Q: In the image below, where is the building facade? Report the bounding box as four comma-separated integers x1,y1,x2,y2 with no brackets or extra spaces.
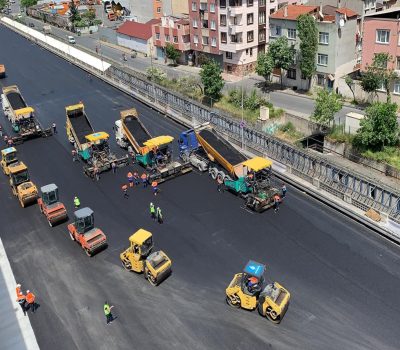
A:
269,5,359,90
153,15,191,63
116,21,155,55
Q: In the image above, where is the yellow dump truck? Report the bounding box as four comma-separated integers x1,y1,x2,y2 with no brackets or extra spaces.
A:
8,161,38,207
1,147,18,175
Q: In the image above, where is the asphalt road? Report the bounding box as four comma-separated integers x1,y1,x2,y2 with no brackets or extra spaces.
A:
1,24,400,350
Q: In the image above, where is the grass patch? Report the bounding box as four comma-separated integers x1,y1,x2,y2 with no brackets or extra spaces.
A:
275,122,304,143
361,147,400,170
325,125,354,144
214,95,260,121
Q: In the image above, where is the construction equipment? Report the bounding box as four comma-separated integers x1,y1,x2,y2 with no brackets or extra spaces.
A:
120,229,172,286
115,108,191,183
1,85,52,144
37,184,68,227
67,207,107,256
66,103,128,177
8,161,38,207
1,147,18,175
226,261,290,324
179,123,281,212
0,64,5,78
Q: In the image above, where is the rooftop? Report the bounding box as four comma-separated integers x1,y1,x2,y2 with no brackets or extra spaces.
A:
364,6,400,18
270,5,318,20
117,21,154,40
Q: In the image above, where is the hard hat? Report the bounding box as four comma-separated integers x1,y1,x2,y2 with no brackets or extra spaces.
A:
16,283,21,287
249,277,258,283
26,290,30,293
150,202,153,206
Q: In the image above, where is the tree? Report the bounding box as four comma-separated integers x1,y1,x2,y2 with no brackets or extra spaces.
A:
165,43,181,65
200,59,224,101
255,52,274,82
20,0,37,8
146,66,167,83
345,76,356,103
361,52,398,102
69,0,80,23
354,102,399,151
267,36,295,87
0,0,7,10
297,14,318,89
311,89,343,126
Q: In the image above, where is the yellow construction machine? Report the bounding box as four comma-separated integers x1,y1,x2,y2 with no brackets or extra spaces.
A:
8,161,38,207
226,260,290,324
120,229,172,286
1,147,18,175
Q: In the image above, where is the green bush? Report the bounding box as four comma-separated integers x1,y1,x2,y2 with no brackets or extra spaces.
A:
279,122,295,133
362,147,400,170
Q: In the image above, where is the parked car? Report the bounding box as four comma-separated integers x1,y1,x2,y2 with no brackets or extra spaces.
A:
67,35,76,44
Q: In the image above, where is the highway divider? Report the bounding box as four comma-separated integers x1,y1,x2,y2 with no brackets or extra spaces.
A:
2,17,400,243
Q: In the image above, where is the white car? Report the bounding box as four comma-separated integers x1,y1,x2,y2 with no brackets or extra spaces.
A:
67,36,76,44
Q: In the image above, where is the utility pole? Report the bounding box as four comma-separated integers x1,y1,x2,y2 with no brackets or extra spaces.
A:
240,58,246,149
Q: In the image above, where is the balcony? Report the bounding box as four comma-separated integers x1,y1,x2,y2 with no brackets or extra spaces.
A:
227,6,246,16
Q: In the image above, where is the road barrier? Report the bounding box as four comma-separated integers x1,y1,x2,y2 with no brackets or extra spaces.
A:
2,17,400,241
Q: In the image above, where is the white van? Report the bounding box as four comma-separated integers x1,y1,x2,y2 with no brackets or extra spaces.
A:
67,35,76,44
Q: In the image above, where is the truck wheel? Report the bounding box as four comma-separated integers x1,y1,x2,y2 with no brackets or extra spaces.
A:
121,260,132,271
48,220,53,227
146,270,157,286
85,248,92,257
19,199,25,208
226,294,241,308
69,232,75,241
210,168,217,180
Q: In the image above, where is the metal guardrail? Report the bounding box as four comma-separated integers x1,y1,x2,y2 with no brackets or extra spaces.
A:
3,18,400,225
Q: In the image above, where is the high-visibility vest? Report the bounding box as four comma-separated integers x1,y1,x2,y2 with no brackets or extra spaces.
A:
141,173,147,180
150,204,155,213
127,172,133,179
152,182,157,188
74,197,80,206
104,304,111,315
122,185,128,191
26,292,35,304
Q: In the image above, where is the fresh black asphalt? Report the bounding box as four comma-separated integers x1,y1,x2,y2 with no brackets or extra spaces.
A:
1,24,400,350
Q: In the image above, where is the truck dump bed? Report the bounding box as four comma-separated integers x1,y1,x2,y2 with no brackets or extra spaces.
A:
67,109,93,145
124,116,150,146
6,92,26,110
198,128,246,166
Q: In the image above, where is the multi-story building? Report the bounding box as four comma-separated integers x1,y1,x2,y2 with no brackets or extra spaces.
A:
188,0,222,66
258,0,278,54
153,15,192,63
269,5,359,90
305,0,377,16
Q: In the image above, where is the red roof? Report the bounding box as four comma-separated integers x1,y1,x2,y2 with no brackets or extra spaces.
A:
146,18,161,26
117,21,153,40
336,8,358,18
270,5,318,20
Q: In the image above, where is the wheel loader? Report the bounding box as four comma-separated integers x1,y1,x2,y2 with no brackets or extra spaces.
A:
37,184,68,227
225,260,290,324
1,147,18,175
120,229,172,286
8,161,38,207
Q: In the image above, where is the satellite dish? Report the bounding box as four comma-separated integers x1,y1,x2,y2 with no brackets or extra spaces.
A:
339,18,345,27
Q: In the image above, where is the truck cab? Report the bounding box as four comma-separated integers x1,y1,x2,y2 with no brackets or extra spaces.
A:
8,161,38,207
1,147,18,175
114,119,129,148
137,136,174,168
37,184,68,227
67,207,107,256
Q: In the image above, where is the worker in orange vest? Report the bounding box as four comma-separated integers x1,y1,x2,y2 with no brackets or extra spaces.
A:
273,194,281,213
141,173,147,188
122,184,129,198
25,290,36,313
127,172,134,188
133,172,139,185
151,181,158,196
16,283,26,315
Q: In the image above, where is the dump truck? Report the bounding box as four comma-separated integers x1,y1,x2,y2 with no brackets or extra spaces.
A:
120,228,172,286
37,184,68,227
66,103,129,177
67,207,107,256
226,260,290,324
8,161,38,207
1,147,18,175
1,85,52,143
114,108,191,183
0,64,5,78
179,123,281,212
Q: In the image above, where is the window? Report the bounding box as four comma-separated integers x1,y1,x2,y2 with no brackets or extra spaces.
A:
202,36,209,45
210,3,215,12
317,74,325,86
193,35,199,44
173,36,178,43
165,35,170,42
394,81,400,94
374,53,387,68
247,0,253,6
220,14,227,26
192,1,197,11
287,68,296,80
247,30,254,42
157,7,161,13
247,13,254,25
233,16,239,25
397,57,400,70
226,52,233,59
259,29,266,42
211,37,217,47
193,19,198,28
288,28,296,40
250,48,253,56
377,81,385,91
259,0,265,5
200,2,207,11
156,33,160,40
273,26,281,37
210,20,216,30
220,0,226,8
202,20,209,28
376,29,390,44
301,72,307,80
319,32,329,44
259,11,265,25
221,32,227,43
317,53,328,66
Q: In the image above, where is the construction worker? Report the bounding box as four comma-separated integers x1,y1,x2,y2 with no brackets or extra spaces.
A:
16,283,26,316
74,196,80,208
122,184,129,198
247,277,260,294
141,173,147,188
156,207,163,224
111,161,116,174
52,122,57,134
25,290,36,313
104,301,114,325
72,149,78,162
273,194,281,213
281,183,287,198
152,181,158,196
0,125,3,138
127,171,134,188
133,172,139,185
150,202,156,220
7,138,13,147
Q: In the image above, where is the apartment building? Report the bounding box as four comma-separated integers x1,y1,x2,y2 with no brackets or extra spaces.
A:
258,0,278,54
269,5,359,90
153,15,191,63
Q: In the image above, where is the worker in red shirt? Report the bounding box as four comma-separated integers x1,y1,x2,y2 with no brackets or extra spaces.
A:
151,181,158,196
16,283,26,315
273,194,281,213
122,184,129,198
25,290,36,313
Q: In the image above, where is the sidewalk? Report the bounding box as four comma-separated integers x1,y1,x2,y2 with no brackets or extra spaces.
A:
0,238,39,350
